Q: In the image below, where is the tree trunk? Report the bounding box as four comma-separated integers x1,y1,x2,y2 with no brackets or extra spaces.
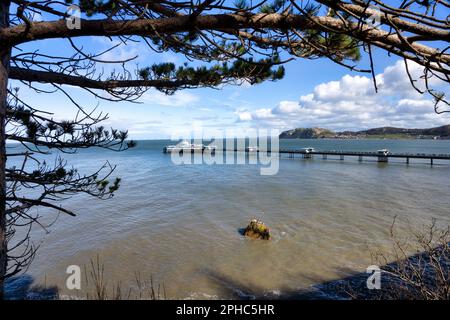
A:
0,0,10,300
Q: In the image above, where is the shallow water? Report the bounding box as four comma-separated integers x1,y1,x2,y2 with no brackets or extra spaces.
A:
5,139,450,299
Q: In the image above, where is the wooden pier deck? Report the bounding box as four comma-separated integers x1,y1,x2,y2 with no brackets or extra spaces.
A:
224,148,450,165
163,146,450,165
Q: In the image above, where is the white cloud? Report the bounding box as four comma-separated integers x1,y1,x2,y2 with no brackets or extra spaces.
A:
236,60,449,130
253,108,274,119
273,101,301,114
142,89,199,107
93,38,146,63
314,75,374,102
237,111,252,121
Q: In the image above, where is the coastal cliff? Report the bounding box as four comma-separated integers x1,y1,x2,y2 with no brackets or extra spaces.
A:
279,125,450,139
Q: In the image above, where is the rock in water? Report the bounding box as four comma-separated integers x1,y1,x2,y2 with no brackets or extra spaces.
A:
243,219,271,240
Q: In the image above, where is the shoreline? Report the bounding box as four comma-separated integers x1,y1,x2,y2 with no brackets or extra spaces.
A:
279,136,449,140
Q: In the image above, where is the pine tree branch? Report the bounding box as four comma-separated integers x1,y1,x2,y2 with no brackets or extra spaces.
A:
9,66,205,89
1,13,448,66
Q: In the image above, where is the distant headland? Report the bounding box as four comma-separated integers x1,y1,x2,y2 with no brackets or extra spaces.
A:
279,125,450,140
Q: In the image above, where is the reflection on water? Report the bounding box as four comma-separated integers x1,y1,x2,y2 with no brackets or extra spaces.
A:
5,139,450,299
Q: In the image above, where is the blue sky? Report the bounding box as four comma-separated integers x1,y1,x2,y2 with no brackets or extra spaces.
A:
10,8,450,139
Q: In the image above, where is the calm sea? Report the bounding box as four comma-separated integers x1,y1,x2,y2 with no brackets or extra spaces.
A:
5,139,450,299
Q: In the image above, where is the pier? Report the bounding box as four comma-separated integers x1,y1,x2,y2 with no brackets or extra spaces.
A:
274,149,450,165
163,144,450,165
221,148,450,165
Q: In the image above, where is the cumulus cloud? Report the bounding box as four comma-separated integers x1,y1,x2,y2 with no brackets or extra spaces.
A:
272,101,301,114
238,111,253,121
142,89,199,107
236,60,449,130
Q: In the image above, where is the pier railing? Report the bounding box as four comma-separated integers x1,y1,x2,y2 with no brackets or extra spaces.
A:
277,149,450,165
223,148,450,165
163,146,450,165
278,149,450,159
